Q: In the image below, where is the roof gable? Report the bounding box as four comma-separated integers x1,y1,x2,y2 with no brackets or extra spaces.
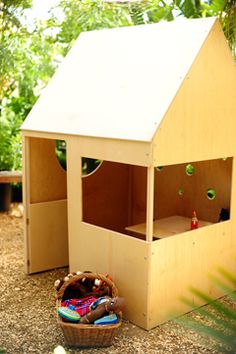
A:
152,18,236,165
22,17,217,141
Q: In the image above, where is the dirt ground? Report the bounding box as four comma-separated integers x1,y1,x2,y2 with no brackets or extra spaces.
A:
0,204,232,353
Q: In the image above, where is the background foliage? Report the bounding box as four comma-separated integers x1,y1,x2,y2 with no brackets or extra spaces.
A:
0,0,235,171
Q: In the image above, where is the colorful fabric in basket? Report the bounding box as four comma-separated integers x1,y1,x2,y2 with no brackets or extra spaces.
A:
58,306,81,322
89,297,110,311
94,313,118,325
61,296,97,316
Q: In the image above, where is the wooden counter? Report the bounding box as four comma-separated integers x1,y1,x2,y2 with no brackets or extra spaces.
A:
126,215,212,240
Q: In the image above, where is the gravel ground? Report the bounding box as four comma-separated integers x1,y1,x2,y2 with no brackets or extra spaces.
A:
0,204,231,354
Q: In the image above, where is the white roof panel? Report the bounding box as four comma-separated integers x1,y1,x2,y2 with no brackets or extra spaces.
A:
21,17,217,141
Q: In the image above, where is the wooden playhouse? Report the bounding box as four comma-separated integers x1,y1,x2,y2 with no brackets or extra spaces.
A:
21,17,236,330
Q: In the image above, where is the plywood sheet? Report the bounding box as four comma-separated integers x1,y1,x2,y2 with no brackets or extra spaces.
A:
70,135,152,167
23,132,153,167
27,200,68,273
69,222,151,329
130,165,147,225
153,19,236,165
82,161,130,233
154,158,233,223
29,137,67,203
148,221,236,328
130,158,232,225
21,18,216,142
126,215,212,239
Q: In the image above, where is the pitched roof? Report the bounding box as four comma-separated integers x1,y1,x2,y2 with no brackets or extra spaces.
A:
21,17,217,141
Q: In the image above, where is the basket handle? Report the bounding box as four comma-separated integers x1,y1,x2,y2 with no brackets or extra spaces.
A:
57,272,118,300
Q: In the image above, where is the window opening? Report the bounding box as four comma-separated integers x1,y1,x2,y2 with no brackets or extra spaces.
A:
82,158,102,176
81,157,232,242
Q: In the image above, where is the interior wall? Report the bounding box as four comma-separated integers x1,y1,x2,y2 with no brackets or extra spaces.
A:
29,137,67,203
154,158,232,223
82,160,130,233
129,158,232,225
129,166,147,225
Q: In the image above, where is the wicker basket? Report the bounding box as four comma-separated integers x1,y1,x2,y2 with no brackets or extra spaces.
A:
56,272,122,347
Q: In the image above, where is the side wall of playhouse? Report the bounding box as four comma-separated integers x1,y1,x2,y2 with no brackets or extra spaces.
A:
153,20,236,166
148,20,236,329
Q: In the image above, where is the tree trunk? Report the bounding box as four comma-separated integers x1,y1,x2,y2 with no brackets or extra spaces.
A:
0,183,11,212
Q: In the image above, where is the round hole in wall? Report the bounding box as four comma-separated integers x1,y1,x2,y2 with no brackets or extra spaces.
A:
156,166,164,171
178,188,184,196
55,140,67,170
207,188,216,200
82,158,102,176
186,164,194,176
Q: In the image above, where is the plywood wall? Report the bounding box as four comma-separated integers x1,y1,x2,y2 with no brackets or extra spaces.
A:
154,158,232,222
28,137,67,203
28,200,68,273
148,220,236,328
82,161,130,233
69,222,151,329
153,20,236,166
129,166,147,225
82,162,146,232
130,158,232,226
23,136,68,273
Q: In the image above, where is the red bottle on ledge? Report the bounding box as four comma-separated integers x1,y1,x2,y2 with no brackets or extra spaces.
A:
191,211,199,230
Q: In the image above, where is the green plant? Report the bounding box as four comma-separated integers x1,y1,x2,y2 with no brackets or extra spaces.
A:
0,113,22,171
0,1,59,172
176,268,236,353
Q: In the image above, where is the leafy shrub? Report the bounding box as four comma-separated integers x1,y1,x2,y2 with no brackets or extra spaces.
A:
0,104,22,171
